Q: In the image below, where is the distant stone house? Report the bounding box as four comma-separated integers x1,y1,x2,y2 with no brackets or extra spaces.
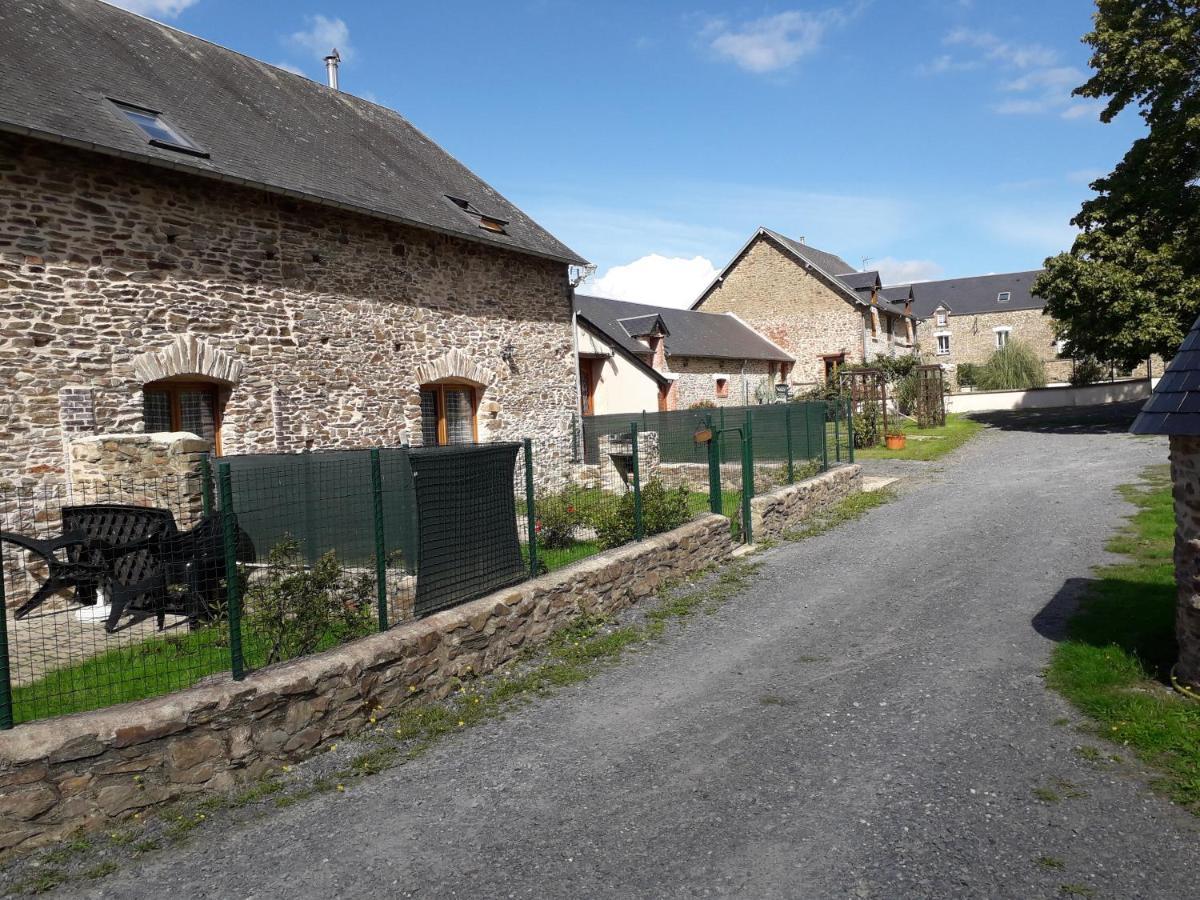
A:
574,294,794,414
0,0,586,491
690,227,917,389
890,270,1073,387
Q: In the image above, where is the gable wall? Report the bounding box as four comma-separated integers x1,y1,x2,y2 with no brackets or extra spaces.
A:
0,135,576,492
696,237,865,385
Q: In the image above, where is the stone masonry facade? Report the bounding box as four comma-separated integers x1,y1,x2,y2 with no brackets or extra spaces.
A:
669,357,778,409
922,305,1073,388
0,135,578,495
0,512,733,855
1169,434,1200,689
696,236,913,388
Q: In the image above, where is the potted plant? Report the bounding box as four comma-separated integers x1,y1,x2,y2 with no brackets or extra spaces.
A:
885,429,907,450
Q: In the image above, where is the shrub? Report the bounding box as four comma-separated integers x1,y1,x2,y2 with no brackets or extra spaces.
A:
893,371,919,415
690,399,717,409
535,489,584,549
1069,356,1107,386
955,362,980,389
853,400,883,448
244,538,376,666
594,479,691,550
976,341,1046,391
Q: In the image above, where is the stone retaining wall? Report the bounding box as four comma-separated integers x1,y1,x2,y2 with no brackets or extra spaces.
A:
1169,435,1200,688
749,464,862,540
0,514,733,855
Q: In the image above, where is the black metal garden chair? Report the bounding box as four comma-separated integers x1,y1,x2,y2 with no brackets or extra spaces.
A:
0,504,176,620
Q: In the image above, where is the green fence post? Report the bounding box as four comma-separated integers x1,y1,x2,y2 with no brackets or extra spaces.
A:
523,438,538,578
846,397,855,464
821,403,830,471
630,422,645,541
0,552,12,730
741,424,753,545
832,396,842,463
706,416,722,516
785,404,795,483
370,449,389,632
217,462,245,681
199,452,214,517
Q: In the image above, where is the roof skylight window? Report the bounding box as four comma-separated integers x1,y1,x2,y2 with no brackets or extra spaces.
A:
111,100,207,157
445,195,509,235
997,291,1011,303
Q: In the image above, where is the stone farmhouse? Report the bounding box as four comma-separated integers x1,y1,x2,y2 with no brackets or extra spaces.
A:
888,270,1073,387
574,294,794,415
0,0,587,492
691,227,917,389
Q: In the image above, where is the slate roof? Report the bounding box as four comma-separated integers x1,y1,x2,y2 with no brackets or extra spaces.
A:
836,270,881,293
1130,315,1200,435
888,271,1046,320
0,0,584,266
760,228,857,279
575,295,792,363
880,285,913,307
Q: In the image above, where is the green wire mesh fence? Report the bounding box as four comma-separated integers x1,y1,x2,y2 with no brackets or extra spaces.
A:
0,404,848,728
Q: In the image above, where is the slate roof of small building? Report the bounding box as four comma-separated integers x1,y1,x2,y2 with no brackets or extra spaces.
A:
0,0,585,266
1130,315,1200,435
880,285,913,306
836,270,881,293
575,295,793,363
887,271,1046,319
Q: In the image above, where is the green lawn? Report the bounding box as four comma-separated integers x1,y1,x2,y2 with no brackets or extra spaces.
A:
854,413,983,461
1046,467,1200,812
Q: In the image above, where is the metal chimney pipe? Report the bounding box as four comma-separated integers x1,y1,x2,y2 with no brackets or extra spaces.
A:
324,48,341,89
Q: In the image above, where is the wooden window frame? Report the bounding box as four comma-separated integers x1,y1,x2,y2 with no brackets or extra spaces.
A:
420,381,479,446
142,379,225,454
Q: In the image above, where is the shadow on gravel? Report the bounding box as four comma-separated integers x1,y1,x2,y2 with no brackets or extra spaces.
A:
969,400,1145,435
1032,577,1098,642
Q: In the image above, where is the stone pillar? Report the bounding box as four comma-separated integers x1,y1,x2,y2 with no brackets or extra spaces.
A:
68,433,210,528
1169,434,1200,688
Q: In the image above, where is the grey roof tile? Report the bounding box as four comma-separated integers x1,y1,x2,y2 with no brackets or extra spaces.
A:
888,270,1046,319
576,295,792,363
1131,313,1200,434
0,0,584,265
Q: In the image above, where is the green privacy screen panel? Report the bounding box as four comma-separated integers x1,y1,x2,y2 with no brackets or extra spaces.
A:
411,442,525,618
220,448,419,574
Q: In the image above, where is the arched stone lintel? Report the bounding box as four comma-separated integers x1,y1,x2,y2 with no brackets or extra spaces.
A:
414,348,497,388
131,334,244,385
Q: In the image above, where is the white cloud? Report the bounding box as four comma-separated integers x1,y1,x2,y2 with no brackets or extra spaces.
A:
703,7,855,74
288,14,354,62
101,0,198,17
873,258,945,285
936,28,1088,119
271,61,307,77
581,255,720,309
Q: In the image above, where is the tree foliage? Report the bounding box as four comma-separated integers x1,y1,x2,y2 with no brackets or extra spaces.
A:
1034,0,1200,369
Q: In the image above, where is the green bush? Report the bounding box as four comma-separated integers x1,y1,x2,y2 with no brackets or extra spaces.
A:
535,489,585,550
955,362,980,388
244,538,376,667
976,341,1047,391
1070,356,1107,386
853,400,883,448
594,479,691,550
689,399,717,409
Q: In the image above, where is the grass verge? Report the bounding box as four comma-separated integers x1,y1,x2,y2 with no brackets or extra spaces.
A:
1045,466,1200,812
780,488,896,542
855,413,983,462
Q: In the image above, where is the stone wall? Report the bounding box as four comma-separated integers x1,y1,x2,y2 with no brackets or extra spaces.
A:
922,306,1072,388
0,135,576,490
1169,435,1200,689
696,236,865,387
749,464,862,540
0,513,734,854
669,357,778,409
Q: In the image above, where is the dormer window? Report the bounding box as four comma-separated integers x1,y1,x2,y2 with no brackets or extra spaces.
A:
935,309,947,327
446,195,509,235
997,291,1011,303
111,100,207,157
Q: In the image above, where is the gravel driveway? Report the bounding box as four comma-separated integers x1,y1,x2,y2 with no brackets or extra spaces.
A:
71,415,1200,899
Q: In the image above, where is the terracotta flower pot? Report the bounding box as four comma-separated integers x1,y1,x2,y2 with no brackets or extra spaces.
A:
885,434,907,450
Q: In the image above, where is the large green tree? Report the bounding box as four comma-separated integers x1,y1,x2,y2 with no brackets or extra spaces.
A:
1034,0,1200,369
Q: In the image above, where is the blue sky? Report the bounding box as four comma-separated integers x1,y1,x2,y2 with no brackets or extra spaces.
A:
111,0,1144,306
